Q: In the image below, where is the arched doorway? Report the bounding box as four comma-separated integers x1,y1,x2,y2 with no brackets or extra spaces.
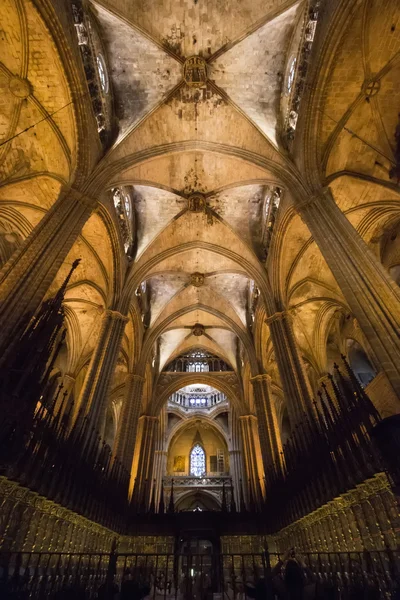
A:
175,490,221,512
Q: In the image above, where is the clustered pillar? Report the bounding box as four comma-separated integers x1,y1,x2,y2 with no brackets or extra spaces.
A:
77,309,129,436
266,310,313,425
131,415,159,509
297,187,400,396
251,374,281,480
114,373,145,472
0,188,96,356
239,415,264,507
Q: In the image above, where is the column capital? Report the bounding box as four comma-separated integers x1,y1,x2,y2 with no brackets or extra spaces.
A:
250,374,272,384
104,309,129,323
317,374,330,386
239,414,258,423
265,311,289,325
294,187,333,213
68,187,98,209
138,414,159,423
126,373,145,384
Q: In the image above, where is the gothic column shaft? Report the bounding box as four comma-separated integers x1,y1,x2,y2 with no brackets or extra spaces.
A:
228,449,242,505
114,373,145,472
298,187,400,395
228,408,243,504
267,312,313,425
239,415,263,504
152,451,167,510
78,309,128,435
0,188,95,352
133,416,158,507
251,374,281,478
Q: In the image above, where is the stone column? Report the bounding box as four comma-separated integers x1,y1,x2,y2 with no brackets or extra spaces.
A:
228,449,242,506
113,373,145,472
153,450,167,510
0,187,96,353
228,407,243,505
239,415,263,506
251,374,281,479
151,407,167,510
132,415,158,509
266,311,313,425
297,187,400,396
78,309,128,435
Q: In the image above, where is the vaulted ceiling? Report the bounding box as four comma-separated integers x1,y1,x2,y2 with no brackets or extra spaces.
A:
1,0,399,399
88,0,305,370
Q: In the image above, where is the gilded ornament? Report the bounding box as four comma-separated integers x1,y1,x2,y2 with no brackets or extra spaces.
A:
192,323,205,337
188,193,207,212
183,56,208,87
190,272,205,287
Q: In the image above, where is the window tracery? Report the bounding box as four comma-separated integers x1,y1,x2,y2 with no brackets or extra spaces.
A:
96,54,108,93
287,57,296,93
283,1,320,146
261,186,282,261
164,350,232,372
71,2,111,143
190,444,206,477
168,385,227,409
111,187,134,256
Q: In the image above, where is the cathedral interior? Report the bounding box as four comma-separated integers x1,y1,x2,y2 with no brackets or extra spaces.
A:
0,0,400,597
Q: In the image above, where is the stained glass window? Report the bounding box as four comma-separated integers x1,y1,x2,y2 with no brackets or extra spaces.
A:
190,444,205,477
